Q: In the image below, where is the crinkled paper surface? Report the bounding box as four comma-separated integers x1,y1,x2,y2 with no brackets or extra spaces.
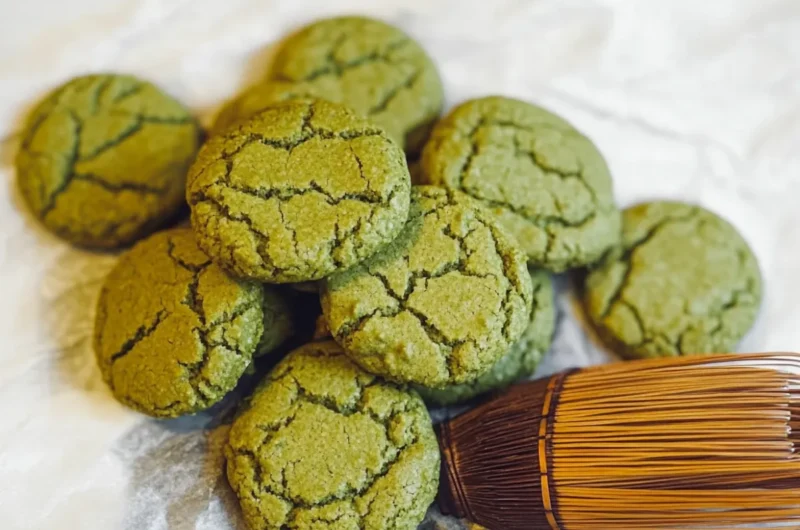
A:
1,1,799,528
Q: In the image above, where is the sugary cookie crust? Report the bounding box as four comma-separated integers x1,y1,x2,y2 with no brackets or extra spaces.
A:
269,16,444,154
187,99,411,283
16,74,200,247
94,229,263,417
421,96,621,271
415,268,555,405
225,341,440,529
322,186,533,388
584,201,762,358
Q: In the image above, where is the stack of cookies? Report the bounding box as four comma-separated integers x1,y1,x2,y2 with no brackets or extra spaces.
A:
15,14,763,530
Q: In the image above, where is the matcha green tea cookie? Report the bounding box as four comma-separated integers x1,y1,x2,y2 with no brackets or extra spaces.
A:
225,340,440,530
583,201,762,358
415,268,555,405
94,228,263,417
255,286,295,357
187,99,411,283
321,186,533,388
268,16,444,154
421,96,621,271
16,74,200,248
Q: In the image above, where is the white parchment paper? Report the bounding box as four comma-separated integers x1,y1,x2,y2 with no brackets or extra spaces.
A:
0,1,798,528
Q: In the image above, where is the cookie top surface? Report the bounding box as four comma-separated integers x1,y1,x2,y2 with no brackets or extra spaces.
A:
420,96,621,271
16,74,200,248
583,201,763,358
187,99,411,283
94,228,263,417
225,340,439,530
268,16,444,154
321,186,533,388
415,268,555,405
211,80,319,133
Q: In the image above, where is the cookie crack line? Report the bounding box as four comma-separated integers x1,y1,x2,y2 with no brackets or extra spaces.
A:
189,129,390,206
77,112,194,163
89,76,112,115
33,109,192,217
648,278,760,355
179,299,261,404
452,118,606,229
214,120,386,156
112,81,144,104
108,239,258,403
73,172,167,194
597,210,700,320
276,37,411,83
192,180,388,208
107,309,168,367
198,196,286,276
231,370,419,490
333,190,528,359
193,179,404,279
233,409,419,514
189,100,385,192
165,237,213,273
483,221,528,344
367,66,423,116
39,110,81,217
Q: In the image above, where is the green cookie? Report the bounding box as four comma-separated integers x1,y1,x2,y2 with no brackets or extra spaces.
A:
225,340,440,530
266,16,444,155
16,74,200,248
94,228,263,418
255,286,296,358
415,268,555,405
321,186,533,388
421,96,621,272
583,201,763,358
187,99,411,283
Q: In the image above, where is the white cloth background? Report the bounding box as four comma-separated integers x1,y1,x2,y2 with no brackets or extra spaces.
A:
0,1,798,528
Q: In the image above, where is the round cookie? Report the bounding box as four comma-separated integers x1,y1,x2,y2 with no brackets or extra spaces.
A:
94,228,263,418
321,186,533,388
268,16,444,155
16,74,201,248
420,96,621,272
187,99,411,283
415,268,555,406
225,340,440,530
583,201,763,358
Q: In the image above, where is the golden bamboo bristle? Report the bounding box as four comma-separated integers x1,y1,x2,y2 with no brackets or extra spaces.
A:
437,352,800,529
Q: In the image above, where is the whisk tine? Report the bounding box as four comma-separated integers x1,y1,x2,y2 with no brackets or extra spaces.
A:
438,352,800,530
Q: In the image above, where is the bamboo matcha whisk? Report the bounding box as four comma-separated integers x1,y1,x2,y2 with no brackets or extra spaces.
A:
437,352,800,529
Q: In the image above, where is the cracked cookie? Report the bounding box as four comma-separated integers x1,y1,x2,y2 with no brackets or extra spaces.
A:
420,96,621,272
267,16,444,155
187,99,411,284
94,228,264,418
321,186,533,388
16,74,201,248
225,340,440,530
415,268,555,405
583,201,763,358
